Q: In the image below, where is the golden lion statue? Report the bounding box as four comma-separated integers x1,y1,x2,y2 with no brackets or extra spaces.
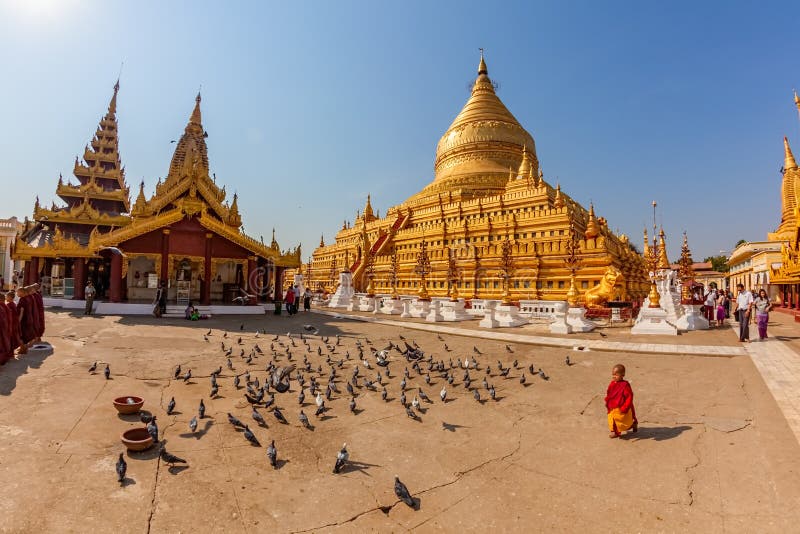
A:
584,267,625,308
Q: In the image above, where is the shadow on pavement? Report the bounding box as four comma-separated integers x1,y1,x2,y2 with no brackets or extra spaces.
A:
0,344,54,396
628,425,693,441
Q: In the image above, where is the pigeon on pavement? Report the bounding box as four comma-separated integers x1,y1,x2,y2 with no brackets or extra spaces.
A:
394,476,415,507
189,416,198,433
116,453,127,484
266,440,277,468
88,361,97,374
333,443,348,474
159,444,187,466
104,365,110,380
243,425,260,446
166,397,175,415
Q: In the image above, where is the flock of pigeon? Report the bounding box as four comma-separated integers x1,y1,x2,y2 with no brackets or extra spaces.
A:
110,322,573,510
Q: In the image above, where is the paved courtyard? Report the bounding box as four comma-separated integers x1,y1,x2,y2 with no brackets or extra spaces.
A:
1,310,799,533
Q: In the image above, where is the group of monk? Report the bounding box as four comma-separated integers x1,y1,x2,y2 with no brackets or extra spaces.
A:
0,283,45,365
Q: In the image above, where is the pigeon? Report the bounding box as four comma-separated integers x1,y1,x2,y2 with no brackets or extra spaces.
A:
198,399,206,419
243,425,260,446
298,389,305,405
349,397,356,413
233,374,241,388
267,440,277,468
303,325,319,335
512,359,519,369
183,369,192,382
299,410,310,428
489,384,496,400
315,401,325,417
227,358,234,371
411,397,420,410
405,405,418,419
565,355,572,366
381,387,388,402
115,453,127,484
203,335,208,342
520,374,526,385
315,392,324,408
418,389,430,403
206,329,212,336
539,369,549,380
210,384,219,398
473,389,481,402
140,412,154,424
146,417,159,443
211,366,222,377
166,397,175,415
173,365,181,379
473,346,482,355
333,443,349,474
394,476,415,507
252,407,266,426
400,392,406,406
189,415,198,433
104,365,110,380
223,331,228,338
228,412,245,428
159,444,187,466
440,386,447,402
273,407,288,424
88,361,97,373
505,345,513,353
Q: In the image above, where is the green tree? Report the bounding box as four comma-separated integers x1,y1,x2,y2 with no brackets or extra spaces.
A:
703,255,729,273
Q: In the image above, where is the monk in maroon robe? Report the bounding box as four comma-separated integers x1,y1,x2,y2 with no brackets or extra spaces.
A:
0,301,11,365
32,283,45,340
605,363,638,438
17,288,37,350
5,291,22,356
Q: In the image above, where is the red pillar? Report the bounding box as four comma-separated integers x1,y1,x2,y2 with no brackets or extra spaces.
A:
109,253,122,303
247,256,257,294
73,259,86,300
202,233,212,305
160,229,170,284
28,257,40,285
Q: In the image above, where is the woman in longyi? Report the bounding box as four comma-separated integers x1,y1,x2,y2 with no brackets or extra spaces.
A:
605,363,638,438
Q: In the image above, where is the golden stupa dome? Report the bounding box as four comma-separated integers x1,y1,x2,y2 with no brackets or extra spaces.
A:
418,53,537,200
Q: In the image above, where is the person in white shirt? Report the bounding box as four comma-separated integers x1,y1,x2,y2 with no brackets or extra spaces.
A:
84,280,96,315
735,283,754,342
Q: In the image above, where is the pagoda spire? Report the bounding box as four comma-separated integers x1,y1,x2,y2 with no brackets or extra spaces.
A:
131,180,148,216
190,92,202,128
364,194,374,220
657,227,670,270
785,137,798,171
553,184,565,209
643,228,650,258
319,234,325,247
107,79,120,116
516,146,531,179
478,49,488,76
677,231,695,280
584,203,600,239
228,193,241,227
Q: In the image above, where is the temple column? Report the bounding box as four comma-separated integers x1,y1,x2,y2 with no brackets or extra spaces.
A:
202,233,212,306
160,229,170,284
73,259,86,300
109,253,122,303
28,257,40,285
247,256,257,297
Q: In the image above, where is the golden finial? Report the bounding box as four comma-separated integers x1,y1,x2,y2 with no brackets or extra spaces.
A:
108,79,119,115
319,234,325,247
785,136,798,170
364,194,374,219
585,202,600,239
657,227,670,270
643,228,650,257
478,48,487,75
516,145,531,178
553,184,565,209
189,91,202,126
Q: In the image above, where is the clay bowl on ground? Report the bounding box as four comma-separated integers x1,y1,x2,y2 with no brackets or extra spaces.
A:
113,396,144,415
121,427,154,452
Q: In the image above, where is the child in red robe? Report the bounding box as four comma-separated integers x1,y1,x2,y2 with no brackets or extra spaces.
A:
5,291,22,356
605,363,638,438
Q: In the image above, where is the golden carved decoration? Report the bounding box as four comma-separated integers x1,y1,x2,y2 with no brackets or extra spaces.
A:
584,267,625,308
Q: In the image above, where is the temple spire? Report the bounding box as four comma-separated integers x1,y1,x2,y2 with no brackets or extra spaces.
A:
657,227,670,270
108,79,120,116
516,146,531,179
190,92,202,127
553,184,565,209
364,194,374,220
478,49,488,75
228,193,241,227
785,137,798,171
584,203,600,239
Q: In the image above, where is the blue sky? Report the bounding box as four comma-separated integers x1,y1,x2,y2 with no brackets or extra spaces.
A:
1,0,798,261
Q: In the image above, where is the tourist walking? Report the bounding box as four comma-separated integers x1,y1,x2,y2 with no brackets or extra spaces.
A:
716,289,727,327
84,280,96,315
293,285,301,314
605,363,637,438
754,289,772,340
735,283,754,342
704,285,718,327
303,287,312,312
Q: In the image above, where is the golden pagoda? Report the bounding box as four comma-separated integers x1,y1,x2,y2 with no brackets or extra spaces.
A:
307,54,648,305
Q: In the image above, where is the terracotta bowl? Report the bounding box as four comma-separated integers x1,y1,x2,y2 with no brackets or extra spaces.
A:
121,427,154,452
113,396,144,415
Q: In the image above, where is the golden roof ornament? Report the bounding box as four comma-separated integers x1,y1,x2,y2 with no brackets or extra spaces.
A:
657,227,670,270
554,184,565,209
517,145,531,179
319,234,325,247
584,203,600,239
228,193,241,226
131,180,148,216
785,137,798,171
364,194,374,220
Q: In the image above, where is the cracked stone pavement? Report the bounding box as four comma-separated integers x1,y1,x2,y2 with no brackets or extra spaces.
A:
0,310,799,533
